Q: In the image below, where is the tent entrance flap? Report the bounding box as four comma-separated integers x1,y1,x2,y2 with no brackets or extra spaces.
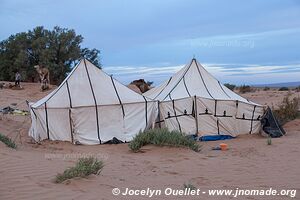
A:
261,107,285,138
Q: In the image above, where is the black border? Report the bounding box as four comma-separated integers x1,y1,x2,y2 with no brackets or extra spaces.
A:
249,105,257,134
143,96,148,128
45,102,50,139
111,75,125,118
169,94,182,132
66,80,74,143
83,59,101,144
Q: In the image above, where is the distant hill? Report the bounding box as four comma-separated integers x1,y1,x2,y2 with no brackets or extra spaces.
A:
253,81,300,88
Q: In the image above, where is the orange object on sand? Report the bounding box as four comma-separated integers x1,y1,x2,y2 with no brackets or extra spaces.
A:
220,143,228,151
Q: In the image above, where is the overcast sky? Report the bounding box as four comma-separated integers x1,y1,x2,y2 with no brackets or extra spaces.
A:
1,0,300,85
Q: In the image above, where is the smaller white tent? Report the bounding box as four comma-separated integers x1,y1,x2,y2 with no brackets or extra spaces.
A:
28,59,158,144
144,58,264,138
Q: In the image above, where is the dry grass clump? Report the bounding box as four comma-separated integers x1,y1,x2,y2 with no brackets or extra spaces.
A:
183,183,197,190
129,128,201,152
55,157,104,183
0,133,17,149
273,95,300,125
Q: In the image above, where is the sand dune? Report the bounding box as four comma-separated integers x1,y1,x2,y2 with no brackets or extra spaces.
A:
0,82,299,200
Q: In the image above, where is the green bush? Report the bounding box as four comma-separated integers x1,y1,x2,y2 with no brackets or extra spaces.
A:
239,85,252,93
55,157,104,183
263,86,270,91
183,183,197,191
267,136,272,145
273,95,299,125
278,87,289,91
128,128,201,152
0,133,17,149
224,83,236,91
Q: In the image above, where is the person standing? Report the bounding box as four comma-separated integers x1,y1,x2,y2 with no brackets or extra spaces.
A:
15,71,21,87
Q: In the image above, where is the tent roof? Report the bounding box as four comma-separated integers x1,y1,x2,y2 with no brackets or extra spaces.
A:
32,59,153,109
144,58,260,105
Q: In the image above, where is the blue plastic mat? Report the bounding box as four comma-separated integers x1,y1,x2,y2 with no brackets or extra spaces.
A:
199,135,235,141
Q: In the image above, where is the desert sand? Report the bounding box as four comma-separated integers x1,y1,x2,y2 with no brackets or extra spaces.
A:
0,82,299,200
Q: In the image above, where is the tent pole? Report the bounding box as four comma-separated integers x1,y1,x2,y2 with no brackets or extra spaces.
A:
194,95,199,135
158,101,161,128
66,80,74,144
249,105,257,134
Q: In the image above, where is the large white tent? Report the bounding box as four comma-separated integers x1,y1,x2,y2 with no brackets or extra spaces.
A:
28,59,157,144
144,58,264,138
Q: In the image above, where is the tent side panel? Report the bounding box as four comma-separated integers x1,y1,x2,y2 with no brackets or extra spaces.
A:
30,107,72,142
123,102,154,141
196,98,219,136
71,102,157,144
146,101,159,130
98,105,125,143
160,98,196,135
235,102,263,134
46,84,70,108
251,106,264,134
71,107,99,145
214,100,238,136
67,61,95,107
30,107,48,141
46,108,72,141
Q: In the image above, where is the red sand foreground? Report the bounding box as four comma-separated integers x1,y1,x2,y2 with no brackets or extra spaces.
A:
0,82,299,200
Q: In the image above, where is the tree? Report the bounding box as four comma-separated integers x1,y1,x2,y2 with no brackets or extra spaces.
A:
278,87,289,91
239,85,252,93
0,26,101,84
81,48,101,68
224,83,236,91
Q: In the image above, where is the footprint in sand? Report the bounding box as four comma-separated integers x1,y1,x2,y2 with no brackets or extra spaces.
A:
164,171,179,175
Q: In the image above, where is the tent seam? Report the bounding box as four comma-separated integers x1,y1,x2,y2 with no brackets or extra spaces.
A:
162,59,194,101
83,59,101,144
169,94,182,132
110,75,125,118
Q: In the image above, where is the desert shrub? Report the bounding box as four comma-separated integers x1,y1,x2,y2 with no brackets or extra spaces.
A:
0,133,17,149
295,86,300,92
183,183,197,190
128,128,201,152
224,83,236,91
55,157,104,183
267,136,272,145
273,95,299,125
278,87,289,91
263,87,270,91
239,85,252,93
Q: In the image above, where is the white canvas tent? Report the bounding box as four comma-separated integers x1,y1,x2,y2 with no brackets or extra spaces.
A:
144,58,264,138
28,59,157,144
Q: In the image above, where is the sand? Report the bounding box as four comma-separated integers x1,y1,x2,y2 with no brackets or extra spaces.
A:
240,88,300,109
0,82,299,200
